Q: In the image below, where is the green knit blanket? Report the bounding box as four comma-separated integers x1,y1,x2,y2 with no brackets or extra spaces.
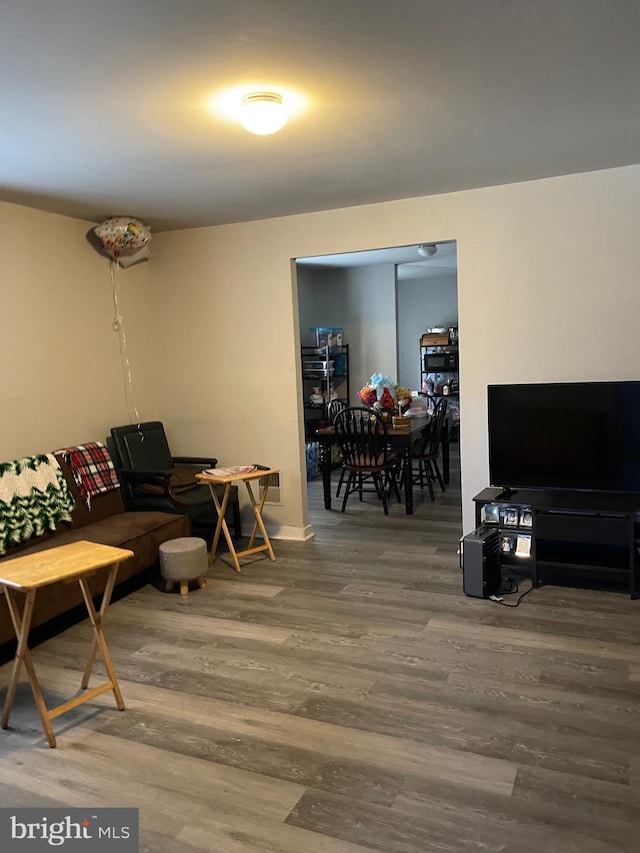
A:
0,454,76,555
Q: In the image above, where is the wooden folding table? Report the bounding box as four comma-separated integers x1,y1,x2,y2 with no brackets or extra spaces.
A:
0,540,132,747
196,467,278,573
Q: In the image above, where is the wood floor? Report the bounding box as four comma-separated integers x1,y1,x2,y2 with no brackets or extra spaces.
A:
2,450,640,852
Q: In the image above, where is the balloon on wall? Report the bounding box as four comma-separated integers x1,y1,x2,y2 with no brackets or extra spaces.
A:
109,243,151,268
94,216,151,257
86,228,152,267
84,216,152,427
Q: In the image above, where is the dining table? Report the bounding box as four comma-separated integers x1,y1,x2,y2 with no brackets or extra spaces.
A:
315,413,449,515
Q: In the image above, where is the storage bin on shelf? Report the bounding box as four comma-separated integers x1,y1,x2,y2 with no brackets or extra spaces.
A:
311,327,343,351
302,360,335,378
332,352,347,375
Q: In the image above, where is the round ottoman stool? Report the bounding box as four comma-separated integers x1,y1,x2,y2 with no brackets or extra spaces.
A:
159,537,208,596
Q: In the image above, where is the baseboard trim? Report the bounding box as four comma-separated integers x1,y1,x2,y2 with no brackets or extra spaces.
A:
248,524,315,542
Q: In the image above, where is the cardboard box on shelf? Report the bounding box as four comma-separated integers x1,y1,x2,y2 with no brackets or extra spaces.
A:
421,332,450,346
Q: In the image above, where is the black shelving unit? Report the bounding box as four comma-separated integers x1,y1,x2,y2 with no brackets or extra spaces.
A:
301,344,349,440
473,487,640,598
420,329,459,441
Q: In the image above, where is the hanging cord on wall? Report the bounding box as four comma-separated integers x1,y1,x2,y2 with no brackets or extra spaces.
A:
110,258,141,426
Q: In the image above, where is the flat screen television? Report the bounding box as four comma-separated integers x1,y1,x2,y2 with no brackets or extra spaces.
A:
488,381,640,494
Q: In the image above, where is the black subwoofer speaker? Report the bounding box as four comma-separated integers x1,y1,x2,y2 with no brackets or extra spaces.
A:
460,527,501,598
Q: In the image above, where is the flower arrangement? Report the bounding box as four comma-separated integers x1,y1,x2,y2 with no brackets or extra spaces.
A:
395,386,412,413
357,384,378,408
357,374,413,416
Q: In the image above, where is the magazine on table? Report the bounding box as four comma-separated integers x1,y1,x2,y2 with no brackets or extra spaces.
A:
203,465,256,477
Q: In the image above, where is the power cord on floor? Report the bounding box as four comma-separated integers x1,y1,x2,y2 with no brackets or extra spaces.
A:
488,575,535,607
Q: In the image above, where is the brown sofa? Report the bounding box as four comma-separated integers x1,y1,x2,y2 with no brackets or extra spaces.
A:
0,452,190,649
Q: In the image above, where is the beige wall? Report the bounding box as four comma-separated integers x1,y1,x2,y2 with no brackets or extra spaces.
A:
0,203,158,458
397,268,458,393
339,263,398,394
298,263,399,405
2,164,639,536
152,164,640,534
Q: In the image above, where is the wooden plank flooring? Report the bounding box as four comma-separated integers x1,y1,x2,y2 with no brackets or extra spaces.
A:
2,450,640,852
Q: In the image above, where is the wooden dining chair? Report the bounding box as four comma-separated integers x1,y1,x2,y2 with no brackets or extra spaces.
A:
410,397,448,500
327,399,348,496
333,407,401,515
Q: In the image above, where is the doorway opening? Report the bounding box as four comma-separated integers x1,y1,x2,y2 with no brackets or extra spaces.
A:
295,240,459,516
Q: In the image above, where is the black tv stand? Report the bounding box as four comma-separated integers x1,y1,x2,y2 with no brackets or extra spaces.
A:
473,488,640,599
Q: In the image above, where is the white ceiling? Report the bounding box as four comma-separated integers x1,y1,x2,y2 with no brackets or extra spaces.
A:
297,240,458,280
2,1,639,232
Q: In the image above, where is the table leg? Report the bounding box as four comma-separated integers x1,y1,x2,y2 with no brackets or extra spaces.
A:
81,563,117,689
1,588,57,748
319,439,332,510
246,481,261,550
402,446,414,515
628,515,637,600
245,480,276,561
442,420,450,485
79,563,123,708
208,482,241,573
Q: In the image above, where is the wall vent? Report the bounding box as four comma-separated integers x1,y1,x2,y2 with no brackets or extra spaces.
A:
260,471,281,505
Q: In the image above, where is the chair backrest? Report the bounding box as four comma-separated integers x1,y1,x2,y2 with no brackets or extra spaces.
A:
412,397,448,459
333,407,392,470
110,421,174,472
417,392,438,415
327,399,347,423
427,397,448,456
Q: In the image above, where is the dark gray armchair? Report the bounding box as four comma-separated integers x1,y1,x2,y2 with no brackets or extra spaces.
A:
108,421,241,540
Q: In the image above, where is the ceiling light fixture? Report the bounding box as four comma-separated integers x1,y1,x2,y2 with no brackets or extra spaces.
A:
417,244,438,258
239,92,288,135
